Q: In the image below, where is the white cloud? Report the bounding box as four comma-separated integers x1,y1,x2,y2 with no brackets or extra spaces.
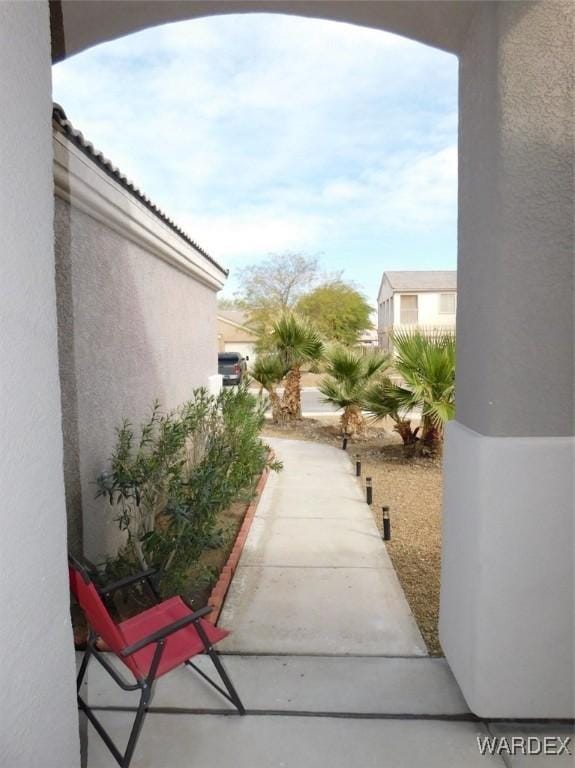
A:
364,145,458,228
176,143,457,261
52,13,458,280
178,207,327,260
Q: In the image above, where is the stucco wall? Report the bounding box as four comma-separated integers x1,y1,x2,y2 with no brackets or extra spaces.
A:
441,422,575,718
440,0,575,718
0,4,80,767
456,0,574,438
54,197,220,561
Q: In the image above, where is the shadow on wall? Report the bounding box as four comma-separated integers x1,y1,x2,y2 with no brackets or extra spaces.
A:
54,199,83,555
54,199,164,561
54,200,218,562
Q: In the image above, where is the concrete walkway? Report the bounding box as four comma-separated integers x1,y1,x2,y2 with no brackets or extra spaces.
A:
218,438,426,656
83,437,573,766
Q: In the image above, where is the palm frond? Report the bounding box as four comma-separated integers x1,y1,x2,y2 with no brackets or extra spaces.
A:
318,378,358,409
390,329,456,431
249,353,288,392
319,345,390,410
323,346,364,383
268,312,324,367
363,378,413,422
363,350,391,379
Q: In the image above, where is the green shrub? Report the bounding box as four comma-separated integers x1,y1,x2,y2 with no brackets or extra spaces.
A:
96,385,281,596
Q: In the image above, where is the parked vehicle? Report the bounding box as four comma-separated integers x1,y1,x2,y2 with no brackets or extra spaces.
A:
218,352,248,385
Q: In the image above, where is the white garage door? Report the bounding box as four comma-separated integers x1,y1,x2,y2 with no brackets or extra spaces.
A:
224,342,256,361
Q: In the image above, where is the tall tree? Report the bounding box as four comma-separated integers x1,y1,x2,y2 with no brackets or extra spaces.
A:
235,252,320,335
217,297,244,310
296,281,373,345
236,251,320,309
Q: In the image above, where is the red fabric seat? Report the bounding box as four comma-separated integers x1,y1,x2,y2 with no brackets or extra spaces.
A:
119,596,229,679
69,557,244,768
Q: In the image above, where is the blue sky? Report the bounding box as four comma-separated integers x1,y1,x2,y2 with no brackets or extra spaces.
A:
52,14,458,304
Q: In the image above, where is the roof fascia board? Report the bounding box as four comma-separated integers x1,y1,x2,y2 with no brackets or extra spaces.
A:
377,273,391,303
217,315,257,333
53,132,226,292
393,288,457,294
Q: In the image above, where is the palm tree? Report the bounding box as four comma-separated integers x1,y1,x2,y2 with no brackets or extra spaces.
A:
390,329,455,452
363,378,421,455
319,346,390,436
267,313,324,420
248,353,289,424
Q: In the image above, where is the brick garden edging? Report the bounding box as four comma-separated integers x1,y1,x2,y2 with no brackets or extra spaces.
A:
207,456,273,625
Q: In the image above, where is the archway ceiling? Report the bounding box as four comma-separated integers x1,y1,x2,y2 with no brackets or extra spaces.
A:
52,0,476,62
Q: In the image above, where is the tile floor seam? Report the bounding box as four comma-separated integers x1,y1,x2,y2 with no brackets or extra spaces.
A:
217,651,432,658
483,721,513,768
87,707,575,727
254,515,375,520
235,564,394,570
86,706,483,722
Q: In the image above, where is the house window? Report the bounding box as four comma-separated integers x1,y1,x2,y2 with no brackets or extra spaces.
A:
439,293,456,314
400,294,418,325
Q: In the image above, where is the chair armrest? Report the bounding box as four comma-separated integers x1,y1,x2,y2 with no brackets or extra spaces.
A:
98,568,159,596
120,605,214,657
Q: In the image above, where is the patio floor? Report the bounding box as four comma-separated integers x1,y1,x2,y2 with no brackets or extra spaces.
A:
83,652,574,767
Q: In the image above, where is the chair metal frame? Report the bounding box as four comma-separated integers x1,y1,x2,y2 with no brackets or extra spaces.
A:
70,557,245,768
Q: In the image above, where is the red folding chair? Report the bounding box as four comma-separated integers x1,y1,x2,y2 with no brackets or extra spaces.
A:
69,556,245,768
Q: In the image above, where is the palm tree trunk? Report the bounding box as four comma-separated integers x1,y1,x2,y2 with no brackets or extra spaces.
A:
282,366,302,420
393,418,420,457
342,405,364,437
420,416,440,454
269,390,284,425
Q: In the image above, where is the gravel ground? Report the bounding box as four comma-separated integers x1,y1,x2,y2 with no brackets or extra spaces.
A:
263,416,443,655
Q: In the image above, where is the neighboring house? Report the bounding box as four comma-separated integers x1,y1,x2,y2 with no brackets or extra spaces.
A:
377,270,457,351
217,310,258,361
52,104,228,561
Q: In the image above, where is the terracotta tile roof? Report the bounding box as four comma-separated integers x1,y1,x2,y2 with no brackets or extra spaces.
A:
52,103,228,277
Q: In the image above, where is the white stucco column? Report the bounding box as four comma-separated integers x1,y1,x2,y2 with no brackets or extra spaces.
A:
0,3,80,766
440,1,574,717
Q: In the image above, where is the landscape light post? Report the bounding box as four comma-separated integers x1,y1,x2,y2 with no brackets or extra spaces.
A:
382,506,391,541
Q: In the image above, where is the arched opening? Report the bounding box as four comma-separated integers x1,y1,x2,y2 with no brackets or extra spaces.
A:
52,11,457,662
